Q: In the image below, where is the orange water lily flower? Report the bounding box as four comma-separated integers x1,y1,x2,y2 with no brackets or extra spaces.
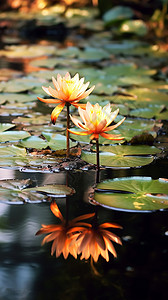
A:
37,72,95,124
75,222,122,262
36,202,95,259
69,102,126,140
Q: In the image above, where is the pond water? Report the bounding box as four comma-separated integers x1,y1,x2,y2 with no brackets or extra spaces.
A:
0,5,168,300
0,162,168,300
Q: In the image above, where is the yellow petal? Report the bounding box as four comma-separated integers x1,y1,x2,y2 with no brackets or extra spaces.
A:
68,129,91,136
51,102,65,124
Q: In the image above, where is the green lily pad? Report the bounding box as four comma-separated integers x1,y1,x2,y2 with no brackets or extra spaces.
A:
129,105,165,118
19,132,77,150
42,132,77,150
0,77,42,93
0,123,15,132
93,177,168,212
81,144,159,168
0,130,30,142
120,20,148,36
12,114,52,125
0,145,27,156
127,88,168,105
18,135,47,149
0,93,36,103
0,44,56,58
103,6,134,26
0,179,74,204
79,47,110,62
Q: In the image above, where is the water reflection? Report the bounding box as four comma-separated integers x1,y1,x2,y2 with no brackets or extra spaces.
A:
36,200,122,262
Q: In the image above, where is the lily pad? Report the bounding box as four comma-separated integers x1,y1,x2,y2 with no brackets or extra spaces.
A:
81,144,160,168
79,47,110,62
93,177,168,212
0,130,30,142
103,6,134,26
0,123,15,132
19,132,77,150
0,93,36,103
120,20,148,36
129,104,165,118
0,145,27,157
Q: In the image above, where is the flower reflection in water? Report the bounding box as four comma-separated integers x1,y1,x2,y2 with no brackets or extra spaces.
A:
36,201,95,259
36,201,122,262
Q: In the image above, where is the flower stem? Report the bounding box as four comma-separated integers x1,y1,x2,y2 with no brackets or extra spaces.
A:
66,103,70,157
96,138,100,183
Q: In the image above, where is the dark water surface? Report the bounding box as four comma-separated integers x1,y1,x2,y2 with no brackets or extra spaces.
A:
0,163,168,300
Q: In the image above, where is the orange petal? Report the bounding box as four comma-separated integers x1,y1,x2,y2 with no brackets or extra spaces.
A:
100,132,124,140
50,202,64,221
100,222,123,229
72,102,86,109
37,96,61,104
68,129,91,136
51,102,65,124
72,212,95,223
96,119,107,132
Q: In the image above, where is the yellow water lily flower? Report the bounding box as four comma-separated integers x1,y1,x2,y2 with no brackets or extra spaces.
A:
69,102,125,140
37,72,95,124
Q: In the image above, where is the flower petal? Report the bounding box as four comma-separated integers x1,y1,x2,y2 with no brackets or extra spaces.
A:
51,102,65,124
68,129,91,136
50,202,64,221
37,96,61,104
76,85,95,100
100,132,124,140
105,117,126,132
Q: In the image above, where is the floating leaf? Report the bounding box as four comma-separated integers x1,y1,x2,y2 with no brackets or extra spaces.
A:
93,177,168,212
0,123,15,132
103,6,134,26
19,132,77,150
0,130,30,142
81,144,159,168
18,135,47,149
0,145,27,157
0,44,56,58
79,47,110,62
120,20,148,36
129,104,165,118
0,93,36,103
42,132,77,150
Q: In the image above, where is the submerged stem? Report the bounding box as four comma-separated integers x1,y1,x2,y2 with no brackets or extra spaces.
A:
96,139,100,183
66,103,70,157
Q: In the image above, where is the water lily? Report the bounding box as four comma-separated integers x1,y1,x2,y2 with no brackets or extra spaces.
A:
75,221,122,262
69,102,125,182
37,72,94,157
69,102,125,141
37,72,95,124
36,201,95,259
